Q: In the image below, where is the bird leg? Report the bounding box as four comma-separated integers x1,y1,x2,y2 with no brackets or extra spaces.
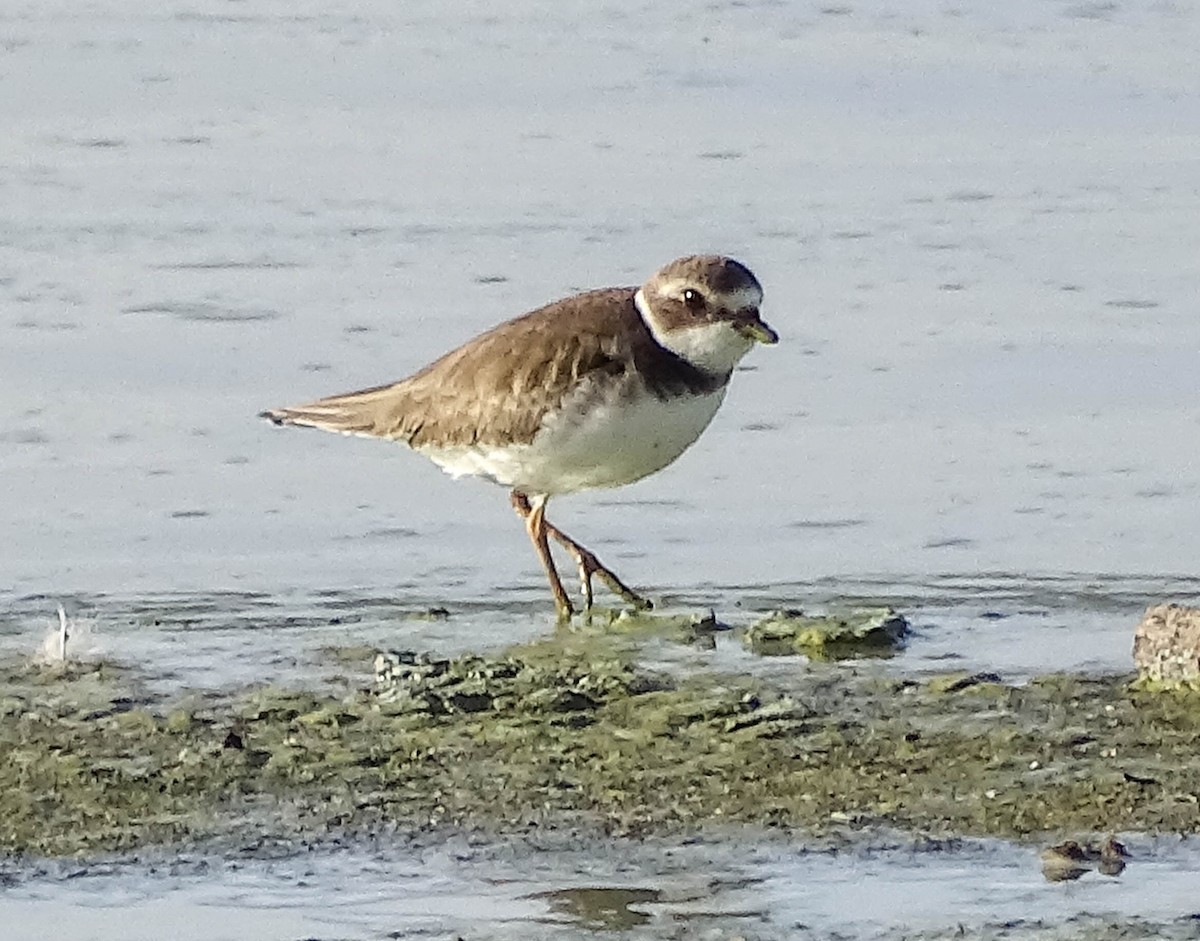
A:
510,491,652,613
543,521,653,612
511,491,574,619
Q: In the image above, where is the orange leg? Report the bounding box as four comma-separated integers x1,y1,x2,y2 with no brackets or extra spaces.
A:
511,491,573,618
510,491,652,614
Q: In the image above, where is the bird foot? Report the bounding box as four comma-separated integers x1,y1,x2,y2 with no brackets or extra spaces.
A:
566,544,652,613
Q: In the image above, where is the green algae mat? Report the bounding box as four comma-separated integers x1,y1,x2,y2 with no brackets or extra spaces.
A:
3,609,1199,857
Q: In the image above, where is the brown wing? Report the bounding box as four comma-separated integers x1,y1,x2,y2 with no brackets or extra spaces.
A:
260,288,643,448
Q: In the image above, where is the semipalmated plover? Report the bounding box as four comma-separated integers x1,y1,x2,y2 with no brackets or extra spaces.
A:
261,254,777,617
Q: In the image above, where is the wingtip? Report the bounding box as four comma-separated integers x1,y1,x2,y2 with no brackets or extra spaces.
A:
259,409,286,425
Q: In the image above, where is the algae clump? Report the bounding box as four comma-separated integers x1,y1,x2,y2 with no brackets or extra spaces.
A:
743,607,909,658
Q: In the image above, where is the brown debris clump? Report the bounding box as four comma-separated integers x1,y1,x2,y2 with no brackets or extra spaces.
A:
1133,604,1200,688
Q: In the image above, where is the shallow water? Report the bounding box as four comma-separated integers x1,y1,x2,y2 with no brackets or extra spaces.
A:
4,0,1200,937
0,573,1186,696
4,0,1200,603
4,836,1200,941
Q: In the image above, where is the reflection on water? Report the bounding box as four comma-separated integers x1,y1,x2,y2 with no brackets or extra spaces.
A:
532,886,663,929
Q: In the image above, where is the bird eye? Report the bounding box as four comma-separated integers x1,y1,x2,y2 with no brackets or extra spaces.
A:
682,288,706,311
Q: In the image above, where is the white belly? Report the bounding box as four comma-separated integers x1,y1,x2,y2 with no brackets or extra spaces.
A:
419,380,727,496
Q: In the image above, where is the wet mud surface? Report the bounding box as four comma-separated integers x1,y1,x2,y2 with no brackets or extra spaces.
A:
4,609,1199,860
3,603,1200,939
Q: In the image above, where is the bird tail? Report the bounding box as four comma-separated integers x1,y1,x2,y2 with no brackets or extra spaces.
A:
259,381,410,441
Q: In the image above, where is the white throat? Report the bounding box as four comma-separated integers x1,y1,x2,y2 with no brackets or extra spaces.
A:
635,288,755,376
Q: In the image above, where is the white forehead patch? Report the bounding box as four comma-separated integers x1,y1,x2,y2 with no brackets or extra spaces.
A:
654,279,763,311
